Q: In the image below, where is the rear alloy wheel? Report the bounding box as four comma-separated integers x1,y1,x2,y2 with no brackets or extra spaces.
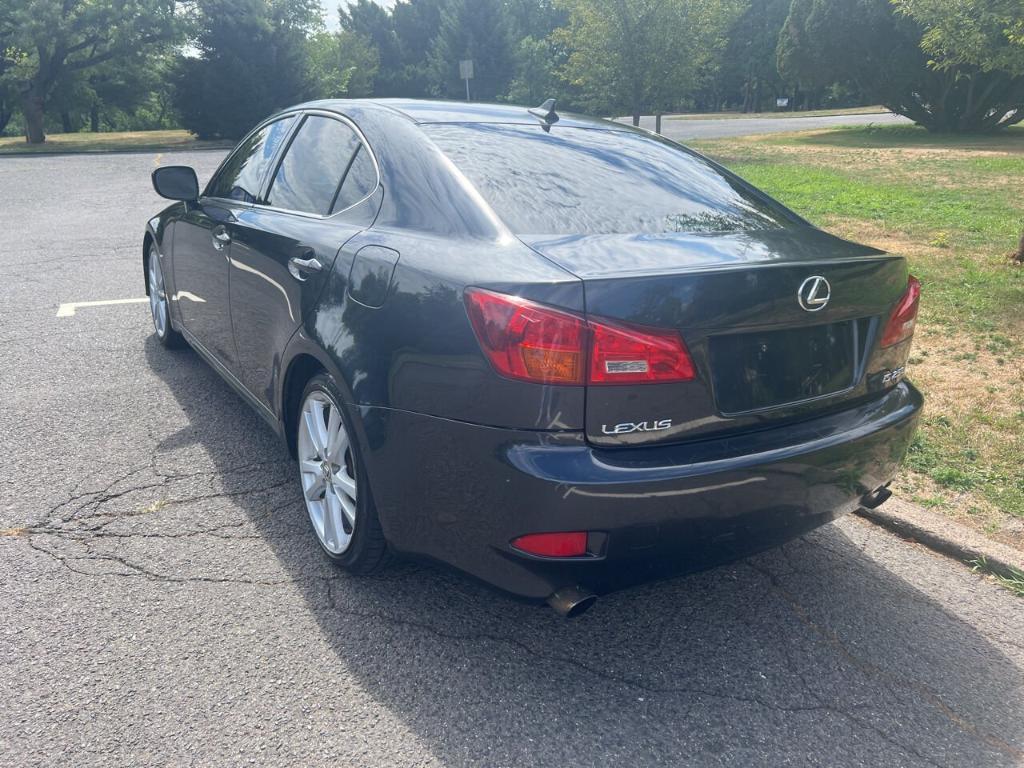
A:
296,374,389,572
148,244,184,348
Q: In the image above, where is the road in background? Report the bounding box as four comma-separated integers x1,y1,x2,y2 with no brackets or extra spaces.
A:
623,110,910,141
1,146,1021,767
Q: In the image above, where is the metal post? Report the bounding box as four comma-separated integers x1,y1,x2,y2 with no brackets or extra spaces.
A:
465,77,470,102
655,112,662,134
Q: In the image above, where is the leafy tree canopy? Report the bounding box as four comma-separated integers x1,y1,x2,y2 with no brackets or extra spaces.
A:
778,0,1024,131
893,0,1024,76
0,0,186,142
555,0,743,121
173,0,321,139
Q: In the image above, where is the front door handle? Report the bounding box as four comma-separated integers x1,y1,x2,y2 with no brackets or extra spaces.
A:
288,256,323,281
211,225,231,251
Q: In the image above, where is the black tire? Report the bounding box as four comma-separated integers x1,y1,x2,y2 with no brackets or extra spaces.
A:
297,372,391,574
147,244,186,349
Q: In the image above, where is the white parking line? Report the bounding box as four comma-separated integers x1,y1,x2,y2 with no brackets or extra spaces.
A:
56,298,149,317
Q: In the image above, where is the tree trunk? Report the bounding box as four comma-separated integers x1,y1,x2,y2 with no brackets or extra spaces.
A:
90,103,100,133
632,107,640,127
22,90,46,144
60,110,73,133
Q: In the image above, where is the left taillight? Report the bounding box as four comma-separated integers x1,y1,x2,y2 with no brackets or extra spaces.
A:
464,288,696,386
464,288,586,384
880,275,921,348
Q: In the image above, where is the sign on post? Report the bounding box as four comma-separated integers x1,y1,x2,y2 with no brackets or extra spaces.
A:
459,59,474,101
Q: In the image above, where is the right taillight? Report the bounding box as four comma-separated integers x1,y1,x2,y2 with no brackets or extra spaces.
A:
588,317,695,384
464,288,696,386
880,275,921,347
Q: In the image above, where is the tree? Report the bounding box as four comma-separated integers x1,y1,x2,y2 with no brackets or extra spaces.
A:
340,0,402,95
555,0,743,123
893,0,1024,76
778,0,1024,132
390,0,445,97
893,0,1024,130
1,6,21,133
307,30,379,99
711,0,791,112
506,35,566,106
427,0,515,101
503,0,570,106
174,0,321,139
0,0,184,143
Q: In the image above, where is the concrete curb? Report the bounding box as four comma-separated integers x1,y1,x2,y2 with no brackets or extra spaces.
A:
856,498,1024,580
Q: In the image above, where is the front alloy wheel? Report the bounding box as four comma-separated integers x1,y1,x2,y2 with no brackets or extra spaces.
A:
148,245,183,348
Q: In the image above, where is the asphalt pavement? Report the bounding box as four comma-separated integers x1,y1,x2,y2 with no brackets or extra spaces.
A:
627,110,910,141
1,139,1021,767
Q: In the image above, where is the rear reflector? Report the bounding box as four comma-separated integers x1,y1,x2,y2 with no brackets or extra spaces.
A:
880,275,921,347
511,532,588,557
464,288,696,386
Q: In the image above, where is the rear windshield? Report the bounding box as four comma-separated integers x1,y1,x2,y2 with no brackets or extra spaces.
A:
423,124,797,235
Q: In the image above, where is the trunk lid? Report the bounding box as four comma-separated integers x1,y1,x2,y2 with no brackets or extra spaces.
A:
520,229,909,446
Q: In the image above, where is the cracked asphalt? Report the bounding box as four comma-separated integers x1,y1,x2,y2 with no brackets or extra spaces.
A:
1,149,1023,768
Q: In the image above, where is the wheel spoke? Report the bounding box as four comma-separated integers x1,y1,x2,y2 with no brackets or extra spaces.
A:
302,407,326,457
325,405,346,462
338,492,356,529
311,399,330,456
323,489,343,547
333,470,356,502
304,474,326,501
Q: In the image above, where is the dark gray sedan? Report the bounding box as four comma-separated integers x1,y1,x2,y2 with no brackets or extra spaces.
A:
145,99,922,615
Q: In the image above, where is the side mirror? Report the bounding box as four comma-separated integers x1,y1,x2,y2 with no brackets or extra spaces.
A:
152,165,199,201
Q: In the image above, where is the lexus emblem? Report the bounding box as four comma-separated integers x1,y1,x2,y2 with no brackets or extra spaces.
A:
798,275,831,312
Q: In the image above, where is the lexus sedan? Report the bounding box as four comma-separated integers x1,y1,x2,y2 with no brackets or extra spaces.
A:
145,99,922,616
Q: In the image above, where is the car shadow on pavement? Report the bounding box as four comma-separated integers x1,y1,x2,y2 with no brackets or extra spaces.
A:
146,338,1024,767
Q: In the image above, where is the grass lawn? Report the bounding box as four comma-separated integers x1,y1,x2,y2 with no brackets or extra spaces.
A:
692,124,1024,547
0,129,230,154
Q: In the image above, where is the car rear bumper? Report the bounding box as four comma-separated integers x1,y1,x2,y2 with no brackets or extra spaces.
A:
358,382,923,599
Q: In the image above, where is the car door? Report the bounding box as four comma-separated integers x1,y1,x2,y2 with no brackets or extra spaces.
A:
228,112,381,410
171,115,296,367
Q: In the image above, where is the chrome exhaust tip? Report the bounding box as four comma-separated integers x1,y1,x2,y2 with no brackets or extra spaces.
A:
547,585,597,618
861,484,893,510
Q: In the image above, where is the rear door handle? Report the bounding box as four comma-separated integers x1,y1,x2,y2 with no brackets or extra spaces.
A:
211,225,231,250
288,256,322,281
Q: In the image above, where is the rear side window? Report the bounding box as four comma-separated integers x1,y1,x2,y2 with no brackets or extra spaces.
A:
266,115,375,215
332,145,377,212
206,116,294,203
423,124,796,235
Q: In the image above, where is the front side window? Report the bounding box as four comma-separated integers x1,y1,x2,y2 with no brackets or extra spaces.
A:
206,116,295,203
423,124,799,235
266,115,374,215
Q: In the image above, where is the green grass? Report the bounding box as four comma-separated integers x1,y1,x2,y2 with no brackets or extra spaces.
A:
787,123,1024,149
0,129,230,155
715,161,1024,337
970,558,1024,598
693,124,1024,540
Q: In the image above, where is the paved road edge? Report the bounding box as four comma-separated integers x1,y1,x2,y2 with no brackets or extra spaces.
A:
857,498,1024,580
